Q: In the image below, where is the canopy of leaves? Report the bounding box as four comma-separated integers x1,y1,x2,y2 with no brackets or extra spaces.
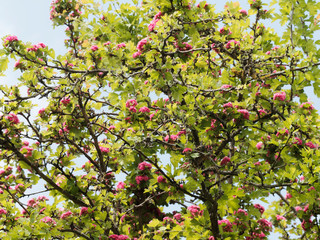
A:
0,0,320,239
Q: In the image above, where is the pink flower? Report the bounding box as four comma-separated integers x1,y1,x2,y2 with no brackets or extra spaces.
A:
236,208,248,216
6,113,19,124
256,142,263,150
208,237,215,240
273,91,286,101
4,35,18,46
99,146,110,153
38,108,46,116
221,84,232,89
139,106,150,113
285,193,292,199
41,216,56,224
60,211,72,219
276,215,286,221
257,219,272,231
0,209,7,215
135,175,149,185
188,205,200,216
175,42,192,51
237,109,250,120
157,175,166,183
300,102,314,110
219,27,232,35
60,97,71,105
254,204,265,214
79,207,88,216
218,219,233,232
27,199,37,207
220,156,230,166
133,51,142,58
182,148,192,154
90,45,99,51
137,38,148,52
37,196,49,201
138,162,152,171
109,235,129,240
129,106,137,112
14,59,22,68
295,206,302,211
126,99,137,108
293,137,302,145
116,181,126,190
305,141,317,149
148,22,156,31
239,9,248,15
116,43,126,49
173,213,181,220
15,183,24,191
164,135,170,142
223,102,233,108
225,40,240,49
20,146,33,157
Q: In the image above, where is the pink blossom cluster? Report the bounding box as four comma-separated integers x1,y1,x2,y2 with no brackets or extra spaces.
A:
139,106,150,113
41,216,56,224
116,181,126,190
225,40,240,49
138,162,152,171
20,146,33,157
79,207,88,216
60,97,70,105
116,43,126,50
38,108,46,116
256,142,263,150
219,27,232,35
14,183,24,191
300,102,314,110
221,156,231,166
237,109,250,120
148,11,162,32
59,122,69,136
109,235,129,240
273,91,286,101
276,215,286,221
223,102,233,108
27,43,46,52
6,113,19,124
257,218,272,232
4,35,18,46
126,99,137,109
254,204,265,214
99,146,110,153
0,209,7,215
187,205,201,217
239,9,248,16
90,45,98,51
135,175,149,184
218,219,233,232
157,175,166,183
164,134,179,142
133,38,149,58
60,210,72,219
182,148,192,153
174,42,193,51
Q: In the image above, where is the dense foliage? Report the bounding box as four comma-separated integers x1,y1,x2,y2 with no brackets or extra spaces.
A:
1,0,320,239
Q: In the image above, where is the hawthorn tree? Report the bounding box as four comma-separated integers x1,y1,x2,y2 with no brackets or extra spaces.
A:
0,0,320,239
